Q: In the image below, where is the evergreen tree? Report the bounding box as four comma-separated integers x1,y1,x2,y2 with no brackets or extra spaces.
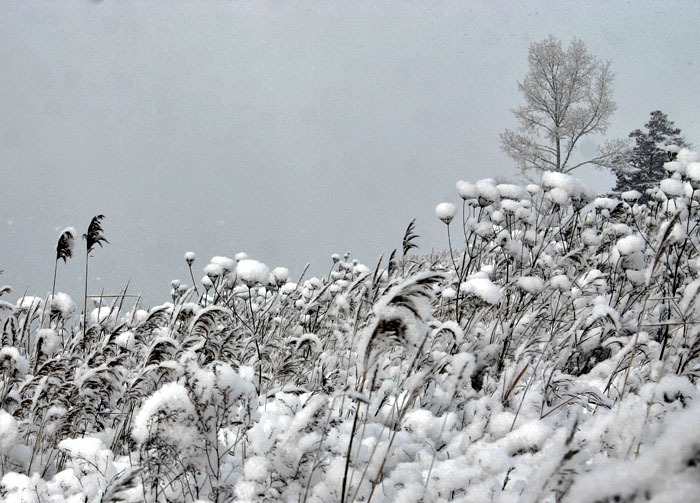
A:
613,111,689,194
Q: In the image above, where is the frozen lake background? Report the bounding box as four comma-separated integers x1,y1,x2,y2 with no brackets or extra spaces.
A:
1,0,699,305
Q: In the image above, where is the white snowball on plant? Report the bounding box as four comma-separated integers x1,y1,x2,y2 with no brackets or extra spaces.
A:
184,251,196,265
500,199,521,213
294,333,322,352
131,309,148,324
354,263,371,275
402,408,441,442
546,187,570,206
495,418,553,456
36,328,60,356
593,197,619,210
48,292,76,319
203,263,224,278
60,226,77,238
542,171,590,202
515,207,535,224
680,279,700,313
280,282,297,295
307,277,323,289
132,381,197,447
549,274,571,292
621,190,642,201
441,286,457,300
472,221,495,239
686,162,700,183
201,275,214,289
660,178,684,197
481,262,495,275
526,183,541,194
0,473,45,503
663,161,684,175
615,234,645,255
210,256,235,273
115,331,136,350
430,458,474,495
676,147,699,165
653,187,668,202
0,347,29,376
235,252,249,262
456,180,479,200
58,436,112,473
523,229,537,245
683,180,696,198
435,202,457,224
243,455,269,482
542,171,571,190
476,179,500,205
237,259,271,286
16,296,42,311
517,276,545,294
460,277,501,305
610,223,632,237
497,183,525,200
0,409,19,452
89,306,115,326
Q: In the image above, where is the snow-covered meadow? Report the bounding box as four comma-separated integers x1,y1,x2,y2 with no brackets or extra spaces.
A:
2,151,700,502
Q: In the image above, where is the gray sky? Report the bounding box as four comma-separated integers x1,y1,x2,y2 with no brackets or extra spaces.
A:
1,0,699,305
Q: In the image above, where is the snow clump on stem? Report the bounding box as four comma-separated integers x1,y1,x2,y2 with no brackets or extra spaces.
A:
435,203,457,224
237,259,271,287
460,277,502,305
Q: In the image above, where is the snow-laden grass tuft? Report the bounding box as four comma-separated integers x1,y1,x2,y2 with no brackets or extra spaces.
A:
2,152,700,502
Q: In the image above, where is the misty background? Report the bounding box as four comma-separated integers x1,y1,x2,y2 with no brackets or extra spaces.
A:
1,0,699,306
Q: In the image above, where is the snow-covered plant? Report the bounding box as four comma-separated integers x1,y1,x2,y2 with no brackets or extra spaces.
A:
1,150,700,502
82,215,108,336
52,227,77,298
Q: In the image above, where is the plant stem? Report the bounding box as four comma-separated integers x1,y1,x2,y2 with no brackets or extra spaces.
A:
188,264,199,295
84,248,89,337
446,224,462,321
51,259,58,297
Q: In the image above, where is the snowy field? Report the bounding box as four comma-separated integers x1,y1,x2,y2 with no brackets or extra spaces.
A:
2,152,700,502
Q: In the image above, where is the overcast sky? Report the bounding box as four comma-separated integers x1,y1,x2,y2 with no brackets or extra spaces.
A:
1,0,699,305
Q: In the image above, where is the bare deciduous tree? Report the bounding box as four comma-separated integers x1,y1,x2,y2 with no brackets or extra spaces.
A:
501,35,623,178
